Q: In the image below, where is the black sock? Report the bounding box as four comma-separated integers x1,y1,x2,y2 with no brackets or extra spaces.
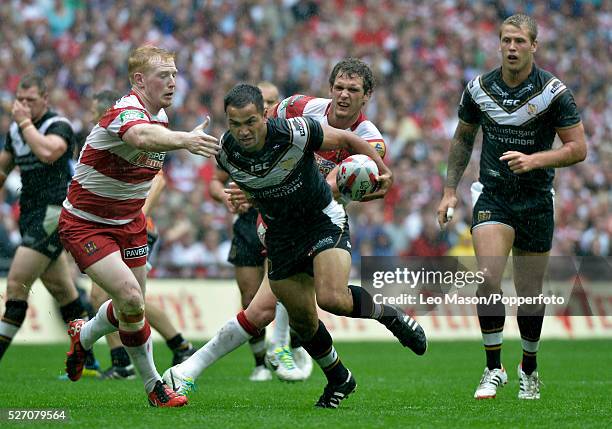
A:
301,320,349,385
349,284,398,326
110,346,131,367
166,333,187,351
59,297,88,324
0,300,28,361
477,294,505,370
249,329,266,366
517,305,545,375
349,285,377,318
76,286,96,319
84,349,98,368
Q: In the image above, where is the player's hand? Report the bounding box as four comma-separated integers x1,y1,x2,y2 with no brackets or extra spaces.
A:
224,182,251,214
361,170,393,202
437,192,458,230
186,116,220,157
191,116,211,134
325,165,342,199
12,100,32,125
499,151,537,174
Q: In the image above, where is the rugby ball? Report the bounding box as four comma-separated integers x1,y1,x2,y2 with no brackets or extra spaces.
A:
336,155,379,202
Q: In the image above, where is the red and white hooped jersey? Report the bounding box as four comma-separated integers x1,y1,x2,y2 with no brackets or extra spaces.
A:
272,95,386,175
63,91,168,225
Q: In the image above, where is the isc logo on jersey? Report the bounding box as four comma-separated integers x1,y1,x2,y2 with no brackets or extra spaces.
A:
502,99,520,107
251,162,270,172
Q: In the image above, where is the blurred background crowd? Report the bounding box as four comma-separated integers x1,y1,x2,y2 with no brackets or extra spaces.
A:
0,0,610,277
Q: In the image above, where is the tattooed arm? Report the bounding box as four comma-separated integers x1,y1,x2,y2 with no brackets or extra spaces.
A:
437,120,479,228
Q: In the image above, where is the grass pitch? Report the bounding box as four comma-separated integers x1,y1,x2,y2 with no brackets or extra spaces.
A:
0,339,609,428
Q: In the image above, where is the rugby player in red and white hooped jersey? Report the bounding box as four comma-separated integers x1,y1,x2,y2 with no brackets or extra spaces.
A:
57,45,220,408
272,57,387,191
265,58,388,371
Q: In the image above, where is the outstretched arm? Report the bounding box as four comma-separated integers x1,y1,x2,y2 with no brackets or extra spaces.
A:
123,117,220,157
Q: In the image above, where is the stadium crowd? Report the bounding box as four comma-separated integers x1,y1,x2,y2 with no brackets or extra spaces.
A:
0,0,609,277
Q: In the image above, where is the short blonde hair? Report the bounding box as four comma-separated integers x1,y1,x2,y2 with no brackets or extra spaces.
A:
127,45,176,85
500,14,538,43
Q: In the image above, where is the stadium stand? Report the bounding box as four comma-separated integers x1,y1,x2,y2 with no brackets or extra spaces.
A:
0,0,609,278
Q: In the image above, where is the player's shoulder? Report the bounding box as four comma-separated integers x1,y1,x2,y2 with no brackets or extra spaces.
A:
532,65,559,84
110,92,149,117
39,111,74,134
275,94,330,118
350,112,379,133
268,117,317,149
531,65,568,96
267,116,300,136
220,130,236,148
114,92,145,110
466,68,497,93
98,92,150,128
217,131,236,166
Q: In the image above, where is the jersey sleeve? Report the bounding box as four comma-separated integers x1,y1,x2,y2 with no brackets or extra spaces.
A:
301,117,324,152
98,107,151,139
458,79,481,124
46,121,75,152
551,88,581,129
355,120,386,158
274,95,316,119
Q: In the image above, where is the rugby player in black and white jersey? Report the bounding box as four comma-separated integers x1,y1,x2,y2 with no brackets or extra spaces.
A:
437,14,587,400
0,75,98,369
163,84,427,409
209,81,306,383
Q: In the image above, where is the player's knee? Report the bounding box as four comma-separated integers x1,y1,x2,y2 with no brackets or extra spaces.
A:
116,286,145,315
316,288,352,315
478,273,502,295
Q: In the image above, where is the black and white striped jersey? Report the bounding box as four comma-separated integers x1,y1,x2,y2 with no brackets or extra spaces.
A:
216,117,333,229
4,111,75,208
459,65,581,192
